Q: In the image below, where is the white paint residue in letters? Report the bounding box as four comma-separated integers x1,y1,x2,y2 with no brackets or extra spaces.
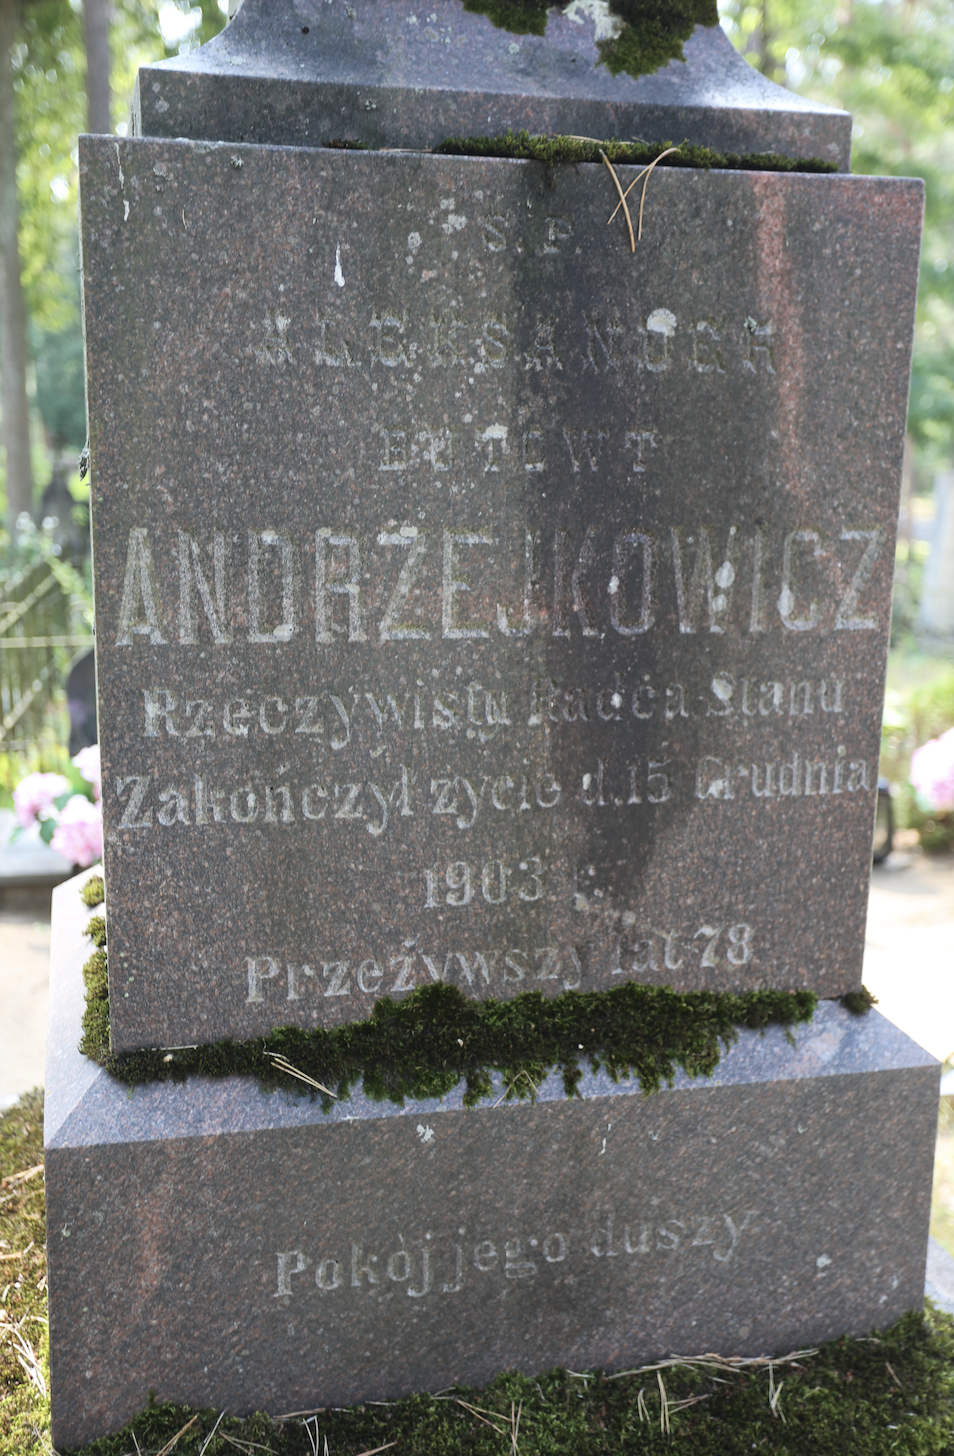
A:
334,243,345,287
646,308,676,337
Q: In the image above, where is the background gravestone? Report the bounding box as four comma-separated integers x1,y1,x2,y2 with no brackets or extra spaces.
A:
45,4,936,1448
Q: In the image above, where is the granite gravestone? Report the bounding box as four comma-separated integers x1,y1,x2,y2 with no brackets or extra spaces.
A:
45,869,938,1449
45,4,936,1448
83,138,920,1053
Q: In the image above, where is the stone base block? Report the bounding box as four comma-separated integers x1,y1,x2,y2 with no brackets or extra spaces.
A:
46,873,938,1450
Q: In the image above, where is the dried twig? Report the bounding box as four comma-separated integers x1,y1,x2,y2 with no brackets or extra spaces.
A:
354,1443,398,1456
599,151,634,252
1,1164,43,1187
886,1361,904,1389
636,1387,650,1425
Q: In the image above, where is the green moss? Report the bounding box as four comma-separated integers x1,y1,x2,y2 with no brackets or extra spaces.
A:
462,0,551,34
84,914,106,948
80,874,104,908
598,0,717,76
459,0,717,79
55,1306,954,1456
434,128,839,173
79,944,110,1064
80,902,817,1104
842,986,880,1015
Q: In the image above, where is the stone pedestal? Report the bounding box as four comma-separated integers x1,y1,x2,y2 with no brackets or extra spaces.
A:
46,872,938,1450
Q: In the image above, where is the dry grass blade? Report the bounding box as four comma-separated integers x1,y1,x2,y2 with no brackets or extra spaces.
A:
768,1362,786,1422
657,1370,670,1434
668,1394,712,1414
606,1347,818,1380
198,1411,226,1456
511,1398,522,1454
0,1239,34,1260
156,1414,200,1456
216,1433,276,1455
456,1398,509,1435
277,1408,326,1419
29,1423,60,1456
492,1070,538,1108
636,1387,650,1425
599,150,635,252
1,1163,43,1187
353,1443,398,1456
605,147,681,239
269,1055,338,1098
13,1328,46,1397
886,1361,904,1389
639,147,681,240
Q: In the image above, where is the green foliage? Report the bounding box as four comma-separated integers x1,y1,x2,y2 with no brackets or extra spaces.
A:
719,0,954,478
436,128,837,171
461,0,717,76
7,0,229,488
31,271,86,452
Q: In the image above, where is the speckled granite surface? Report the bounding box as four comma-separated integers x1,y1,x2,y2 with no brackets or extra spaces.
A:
132,0,852,166
46,872,939,1450
81,135,923,1050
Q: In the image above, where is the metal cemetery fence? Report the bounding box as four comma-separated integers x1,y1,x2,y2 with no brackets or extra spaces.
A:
0,556,94,771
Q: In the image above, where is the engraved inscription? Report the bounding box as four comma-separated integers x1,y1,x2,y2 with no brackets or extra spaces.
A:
115,517,885,649
273,1207,757,1304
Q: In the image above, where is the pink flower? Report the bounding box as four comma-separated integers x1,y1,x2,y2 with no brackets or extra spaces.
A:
911,726,954,814
13,772,70,829
72,743,101,800
50,794,103,868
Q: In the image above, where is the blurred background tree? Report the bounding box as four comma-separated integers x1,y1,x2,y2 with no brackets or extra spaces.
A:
720,0,954,482
0,0,227,530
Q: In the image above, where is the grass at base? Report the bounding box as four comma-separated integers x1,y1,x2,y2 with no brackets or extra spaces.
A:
3,1094,954,1454
0,1089,49,1456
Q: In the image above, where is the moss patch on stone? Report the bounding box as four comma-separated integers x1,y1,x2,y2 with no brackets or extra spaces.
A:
460,0,718,80
434,129,838,173
54,1307,954,1456
79,909,817,1105
80,873,104,909
842,985,880,1015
